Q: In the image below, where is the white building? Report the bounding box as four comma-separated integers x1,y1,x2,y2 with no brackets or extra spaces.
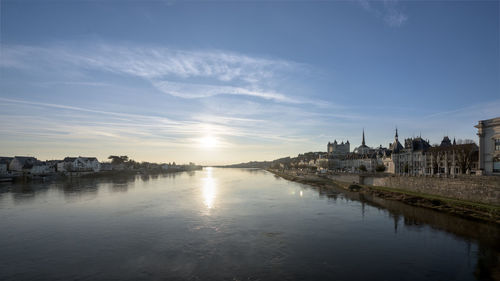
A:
475,117,500,175
57,157,101,172
30,162,52,175
9,156,37,172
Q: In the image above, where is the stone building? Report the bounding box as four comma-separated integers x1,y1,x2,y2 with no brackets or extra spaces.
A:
326,130,385,172
327,140,350,157
475,117,500,175
426,142,478,175
388,128,431,175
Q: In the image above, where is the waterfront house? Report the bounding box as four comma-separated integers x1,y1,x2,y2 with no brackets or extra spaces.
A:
8,156,37,172
57,157,101,172
30,161,52,175
0,157,13,174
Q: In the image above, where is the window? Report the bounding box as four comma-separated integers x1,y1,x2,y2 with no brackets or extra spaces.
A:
495,139,500,151
494,157,500,173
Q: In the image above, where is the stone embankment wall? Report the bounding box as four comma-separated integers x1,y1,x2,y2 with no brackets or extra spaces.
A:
329,173,500,205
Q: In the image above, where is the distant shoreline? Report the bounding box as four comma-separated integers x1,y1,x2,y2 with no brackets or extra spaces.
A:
1,166,203,183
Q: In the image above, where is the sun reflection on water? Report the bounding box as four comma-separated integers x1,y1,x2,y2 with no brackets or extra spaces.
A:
202,168,216,209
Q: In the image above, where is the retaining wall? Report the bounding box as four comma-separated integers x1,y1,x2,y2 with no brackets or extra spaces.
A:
330,173,500,205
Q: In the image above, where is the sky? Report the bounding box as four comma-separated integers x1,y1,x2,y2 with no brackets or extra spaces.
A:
0,0,499,165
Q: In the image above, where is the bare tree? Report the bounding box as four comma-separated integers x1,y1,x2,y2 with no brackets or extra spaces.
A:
455,144,477,174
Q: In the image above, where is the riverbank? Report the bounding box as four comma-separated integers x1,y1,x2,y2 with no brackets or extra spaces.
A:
268,169,500,224
4,165,203,183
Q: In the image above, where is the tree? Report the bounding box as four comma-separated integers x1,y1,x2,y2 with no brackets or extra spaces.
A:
271,162,281,169
456,144,478,174
108,155,129,165
319,160,329,169
456,139,476,145
376,164,386,172
359,165,367,172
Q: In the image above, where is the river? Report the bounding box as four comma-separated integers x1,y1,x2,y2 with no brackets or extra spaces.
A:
0,168,499,280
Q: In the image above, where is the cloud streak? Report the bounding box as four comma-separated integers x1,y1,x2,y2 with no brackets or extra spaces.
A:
152,80,299,103
1,44,311,104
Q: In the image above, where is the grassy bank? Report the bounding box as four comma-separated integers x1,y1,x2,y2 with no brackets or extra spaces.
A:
268,169,500,224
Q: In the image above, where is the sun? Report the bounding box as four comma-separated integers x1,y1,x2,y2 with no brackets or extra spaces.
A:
200,136,217,148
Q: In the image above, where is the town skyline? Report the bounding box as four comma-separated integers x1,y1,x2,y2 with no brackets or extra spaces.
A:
1,1,499,165
0,126,484,165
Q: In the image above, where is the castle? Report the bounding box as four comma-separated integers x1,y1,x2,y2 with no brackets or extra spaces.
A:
327,140,350,157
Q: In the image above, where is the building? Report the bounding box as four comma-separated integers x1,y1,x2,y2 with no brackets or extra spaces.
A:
8,156,37,172
325,131,383,172
340,152,378,172
322,122,488,176
0,157,13,174
30,162,52,175
475,117,500,175
426,142,478,175
353,130,371,154
57,157,101,172
327,140,350,157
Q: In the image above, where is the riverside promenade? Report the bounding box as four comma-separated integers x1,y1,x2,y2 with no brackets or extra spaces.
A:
268,168,500,224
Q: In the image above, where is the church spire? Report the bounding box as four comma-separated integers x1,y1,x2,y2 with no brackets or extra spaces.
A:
362,129,366,146
395,127,399,140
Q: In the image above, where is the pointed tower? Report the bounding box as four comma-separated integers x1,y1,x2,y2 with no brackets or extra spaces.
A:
392,128,403,153
362,129,366,146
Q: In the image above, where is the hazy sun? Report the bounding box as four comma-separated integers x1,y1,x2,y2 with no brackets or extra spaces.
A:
200,136,217,148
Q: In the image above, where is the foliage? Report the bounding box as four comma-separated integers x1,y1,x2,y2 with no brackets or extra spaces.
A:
359,164,367,172
319,160,329,169
375,164,386,172
108,155,129,165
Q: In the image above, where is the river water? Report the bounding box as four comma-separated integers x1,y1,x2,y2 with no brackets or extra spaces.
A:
0,168,499,281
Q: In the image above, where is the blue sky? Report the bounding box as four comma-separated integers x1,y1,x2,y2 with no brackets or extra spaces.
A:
1,0,499,165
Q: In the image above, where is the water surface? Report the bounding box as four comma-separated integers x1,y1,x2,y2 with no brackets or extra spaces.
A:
0,168,499,280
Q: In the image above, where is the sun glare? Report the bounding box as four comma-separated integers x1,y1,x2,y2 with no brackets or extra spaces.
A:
202,168,216,209
200,136,217,148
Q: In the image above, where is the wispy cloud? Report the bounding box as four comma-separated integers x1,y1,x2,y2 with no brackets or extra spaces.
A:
152,80,300,103
1,44,312,105
356,0,408,27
